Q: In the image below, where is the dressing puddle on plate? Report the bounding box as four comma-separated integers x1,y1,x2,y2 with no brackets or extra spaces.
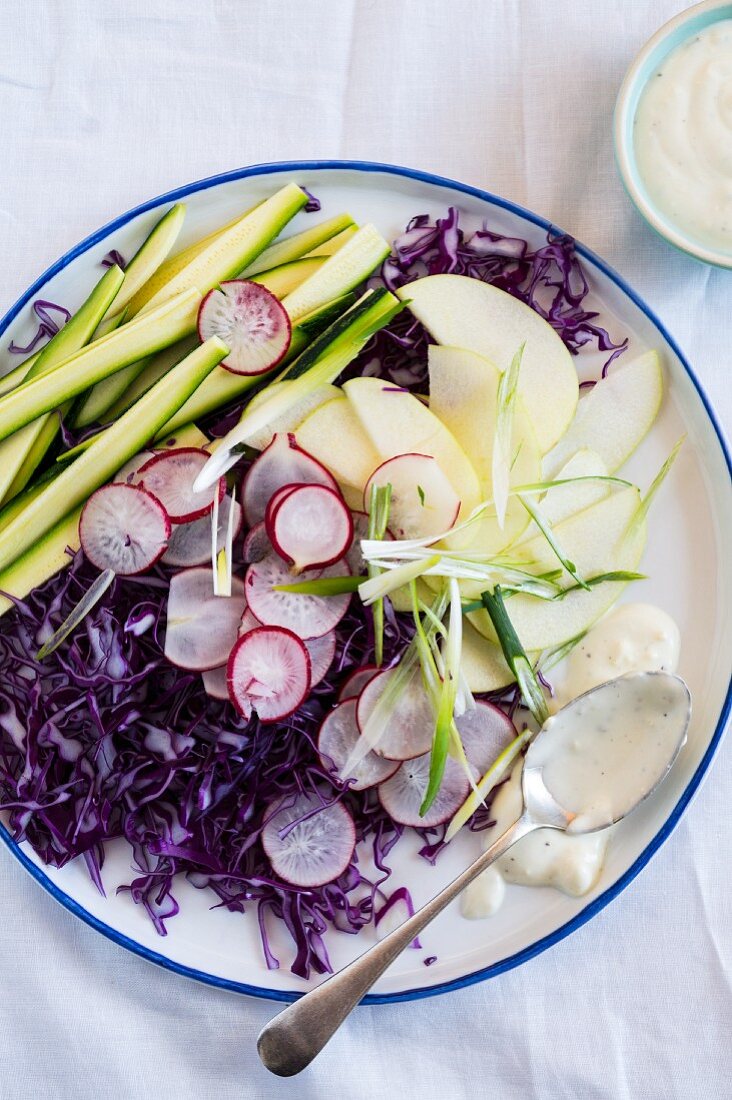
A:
463,602,683,919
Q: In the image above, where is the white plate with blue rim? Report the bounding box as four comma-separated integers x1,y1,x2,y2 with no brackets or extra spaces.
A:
0,161,730,1003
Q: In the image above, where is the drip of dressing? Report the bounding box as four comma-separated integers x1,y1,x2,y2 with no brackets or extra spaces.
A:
462,603,680,919
634,20,732,252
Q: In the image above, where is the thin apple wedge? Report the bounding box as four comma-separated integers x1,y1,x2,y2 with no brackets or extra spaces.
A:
342,376,482,519
428,345,541,551
397,274,578,453
544,350,663,476
468,486,646,651
295,393,382,493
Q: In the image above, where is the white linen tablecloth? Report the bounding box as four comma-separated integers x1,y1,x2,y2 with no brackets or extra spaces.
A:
0,2,730,1097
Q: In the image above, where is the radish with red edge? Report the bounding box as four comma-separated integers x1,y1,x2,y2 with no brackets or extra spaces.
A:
378,752,470,828
245,552,351,639
197,279,291,376
364,453,461,539
202,665,229,701
305,629,336,688
238,607,335,688
345,511,393,575
164,567,246,671
242,520,272,564
227,625,311,722
79,483,171,575
263,482,302,542
356,667,434,760
136,448,225,524
337,664,379,702
268,484,353,571
261,792,356,888
162,495,243,567
317,700,398,791
242,432,338,526
455,701,517,778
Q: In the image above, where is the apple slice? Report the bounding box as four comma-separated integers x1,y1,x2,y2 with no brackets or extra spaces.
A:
428,345,541,553
295,393,381,493
543,351,663,476
397,274,578,453
468,486,646,651
513,448,610,548
342,376,482,519
238,381,342,452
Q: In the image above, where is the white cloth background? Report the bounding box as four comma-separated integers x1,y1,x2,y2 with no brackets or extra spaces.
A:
0,2,730,1097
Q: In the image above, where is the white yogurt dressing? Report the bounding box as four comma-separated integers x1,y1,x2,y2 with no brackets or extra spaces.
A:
634,20,732,252
461,603,681,920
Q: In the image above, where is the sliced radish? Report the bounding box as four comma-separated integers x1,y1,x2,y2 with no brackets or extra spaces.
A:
242,521,272,563
162,495,243,567
164,568,246,671
79,483,171,576
202,665,229,701
198,279,291,376
306,629,337,688
263,482,302,541
238,608,334,688
337,664,380,702
227,625,311,722
378,753,470,828
364,453,460,539
356,668,435,761
245,553,351,639
318,700,399,791
137,448,225,524
455,701,517,778
242,432,338,527
261,792,356,888
345,511,393,575
268,484,353,572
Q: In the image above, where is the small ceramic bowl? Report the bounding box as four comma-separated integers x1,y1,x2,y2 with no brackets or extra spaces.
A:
614,0,732,268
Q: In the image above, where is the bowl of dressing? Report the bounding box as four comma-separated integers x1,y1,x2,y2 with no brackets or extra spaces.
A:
614,0,732,267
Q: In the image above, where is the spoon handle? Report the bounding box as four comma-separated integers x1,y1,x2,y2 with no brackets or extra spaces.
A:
257,814,536,1077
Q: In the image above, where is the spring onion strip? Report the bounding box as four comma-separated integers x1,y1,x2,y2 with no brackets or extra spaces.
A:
358,553,439,605
340,590,448,778
480,587,549,727
210,491,220,597
517,493,589,589
492,342,524,529
215,488,237,598
445,726,533,842
274,575,361,595
366,482,392,666
538,630,589,675
36,569,116,660
626,437,684,539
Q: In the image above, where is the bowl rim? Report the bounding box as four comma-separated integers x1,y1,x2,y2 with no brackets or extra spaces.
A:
613,0,732,269
0,158,730,1005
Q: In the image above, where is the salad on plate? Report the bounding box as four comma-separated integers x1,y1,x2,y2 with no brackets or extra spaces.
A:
0,182,681,979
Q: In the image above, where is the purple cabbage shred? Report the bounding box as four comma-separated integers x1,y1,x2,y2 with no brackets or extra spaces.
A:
101,249,126,271
8,299,71,356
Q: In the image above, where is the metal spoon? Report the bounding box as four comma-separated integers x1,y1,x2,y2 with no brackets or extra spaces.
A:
258,672,691,1076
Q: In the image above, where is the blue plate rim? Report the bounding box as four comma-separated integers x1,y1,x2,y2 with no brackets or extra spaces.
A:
0,158,730,1006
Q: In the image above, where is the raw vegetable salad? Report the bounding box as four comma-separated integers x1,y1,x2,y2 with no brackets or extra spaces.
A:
0,184,674,978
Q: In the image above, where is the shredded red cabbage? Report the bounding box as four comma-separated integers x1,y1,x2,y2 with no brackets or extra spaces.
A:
101,249,126,270
301,188,321,213
349,207,627,388
8,299,71,356
0,546,453,978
